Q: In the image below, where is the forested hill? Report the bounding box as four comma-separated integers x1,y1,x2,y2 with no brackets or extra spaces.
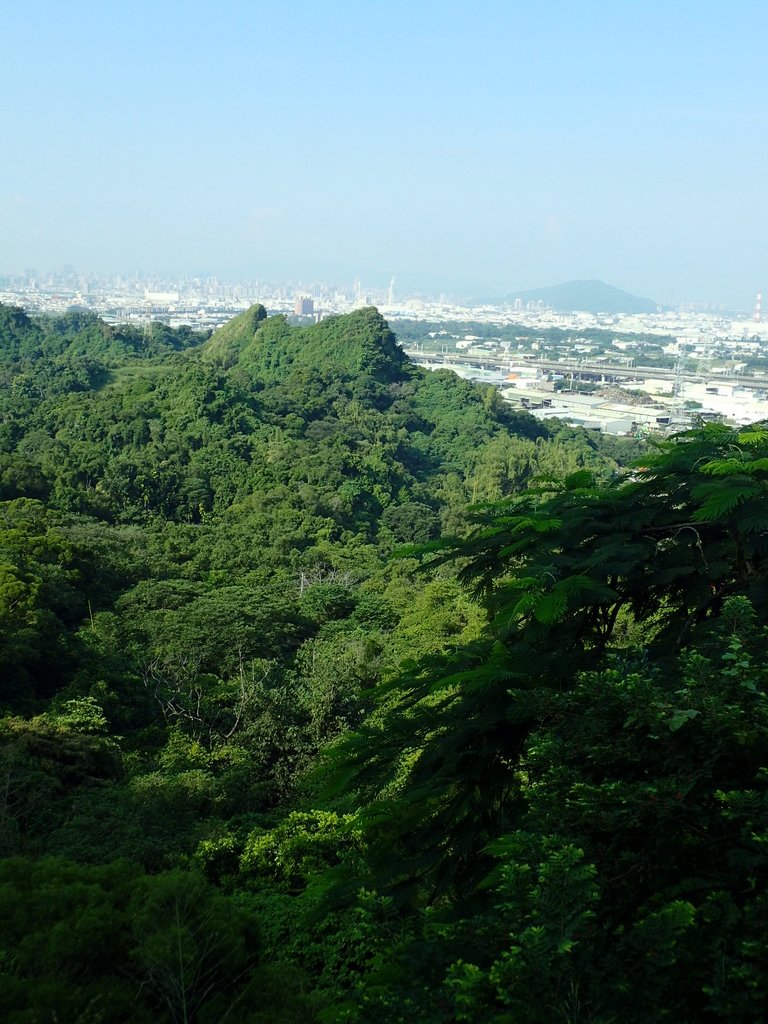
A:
10,304,768,1021
1,302,631,710
0,302,626,527
201,303,409,382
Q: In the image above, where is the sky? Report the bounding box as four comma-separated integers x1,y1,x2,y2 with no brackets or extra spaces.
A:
1,0,766,308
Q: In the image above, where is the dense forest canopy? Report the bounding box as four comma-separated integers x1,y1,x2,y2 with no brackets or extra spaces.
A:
1,302,767,1022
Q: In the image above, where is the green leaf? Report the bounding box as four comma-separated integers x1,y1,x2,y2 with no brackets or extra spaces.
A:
691,481,759,521
738,429,768,445
563,470,594,490
667,708,699,731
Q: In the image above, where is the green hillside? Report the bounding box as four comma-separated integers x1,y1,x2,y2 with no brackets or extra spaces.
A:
199,301,268,366
2,303,767,1022
203,304,408,381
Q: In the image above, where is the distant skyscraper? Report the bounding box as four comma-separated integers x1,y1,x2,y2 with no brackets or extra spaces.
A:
295,296,314,316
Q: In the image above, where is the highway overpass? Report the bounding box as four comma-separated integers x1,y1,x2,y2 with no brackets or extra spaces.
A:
404,350,768,391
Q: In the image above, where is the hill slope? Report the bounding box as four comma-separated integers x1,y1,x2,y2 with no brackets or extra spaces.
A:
199,302,268,366
202,304,408,382
0,302,649,1023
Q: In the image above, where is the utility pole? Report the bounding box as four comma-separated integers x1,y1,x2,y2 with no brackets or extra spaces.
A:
672,342,687,425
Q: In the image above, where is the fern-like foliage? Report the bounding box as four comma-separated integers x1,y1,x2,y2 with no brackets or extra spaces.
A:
321,422,768,928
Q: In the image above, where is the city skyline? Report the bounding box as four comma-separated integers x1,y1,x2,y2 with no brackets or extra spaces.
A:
1,260,753,315
2,1,766,309
0,263,755,315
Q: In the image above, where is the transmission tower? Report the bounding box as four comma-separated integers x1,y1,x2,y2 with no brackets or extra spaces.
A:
672,342,687,426
143,309,153,347
695,333,713,376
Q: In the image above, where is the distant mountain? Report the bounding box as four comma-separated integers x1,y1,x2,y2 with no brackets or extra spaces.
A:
501,279,660,315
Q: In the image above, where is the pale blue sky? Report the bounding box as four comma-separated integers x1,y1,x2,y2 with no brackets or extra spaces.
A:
2,0,766,306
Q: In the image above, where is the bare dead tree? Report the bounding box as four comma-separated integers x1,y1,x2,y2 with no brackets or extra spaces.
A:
141,654,206,738
219,647,272,741
297,564,357,596
141,649,273,745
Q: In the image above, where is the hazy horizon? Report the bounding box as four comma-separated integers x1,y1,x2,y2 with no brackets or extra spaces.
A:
2,1,766,310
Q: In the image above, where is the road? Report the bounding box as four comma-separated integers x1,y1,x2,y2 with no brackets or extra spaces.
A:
404,350,768,390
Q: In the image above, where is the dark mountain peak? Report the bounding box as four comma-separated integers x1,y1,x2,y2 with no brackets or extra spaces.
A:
504,279,659,314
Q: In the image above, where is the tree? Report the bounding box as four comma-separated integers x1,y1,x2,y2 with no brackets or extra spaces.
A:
380,501,440,544
0,858,302,1023
317,423,768,1018
127,869,259,1024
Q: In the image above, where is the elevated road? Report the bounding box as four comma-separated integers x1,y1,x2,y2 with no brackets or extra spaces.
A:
405,350,768,391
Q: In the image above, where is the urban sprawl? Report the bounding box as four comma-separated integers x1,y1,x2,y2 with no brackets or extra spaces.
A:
5,268,768,436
